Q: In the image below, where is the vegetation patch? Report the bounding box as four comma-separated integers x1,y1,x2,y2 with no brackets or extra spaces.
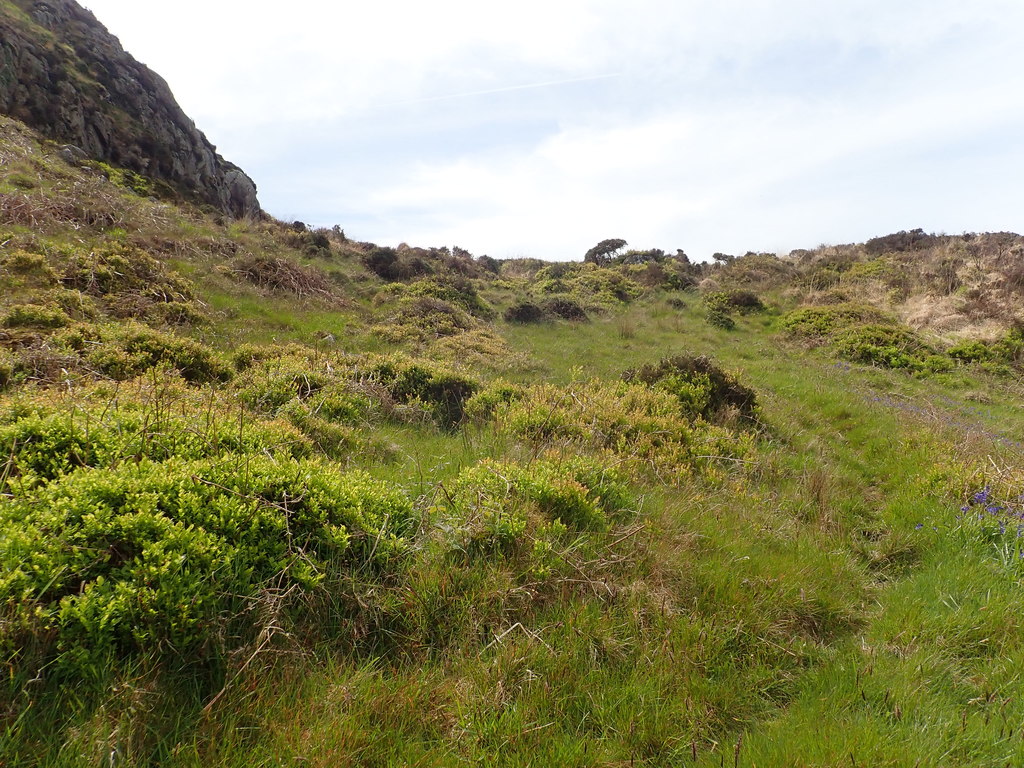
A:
231,254,339,301
503,300,547,324
434,456,635,558
622,353,760,423
541,296,588,321
781,303,894,340
367,357,480,428
494,378,754,482
56,322,232,384
1,456,413,684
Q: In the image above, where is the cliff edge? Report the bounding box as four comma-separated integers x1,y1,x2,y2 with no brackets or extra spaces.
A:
0,0,260,217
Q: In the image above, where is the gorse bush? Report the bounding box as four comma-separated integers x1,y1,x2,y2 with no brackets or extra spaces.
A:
381,296,476,341
503,300,547,324
782,304,953,373
0,349,14,390
0,456,414,683
831,324,950,373
622,353,759,423
60,245,193,303
0,249,60,287
494,378,754,482
703,290,764,314
1,302,71,329
56,323,232,383
0,406,310,490
781,303,892,340
361,246,432,282
367,357,479,428
434,456,635,558
401,277,494,319
234,354,336,413
541,296,588,321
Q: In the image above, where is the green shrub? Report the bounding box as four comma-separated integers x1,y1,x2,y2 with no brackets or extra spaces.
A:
403,278,494,319
0,348,14,390
7,172,36,189
436,456,635,557
1,303,70,329
0,406,311,489
541,296,588,321
781,303,893,339
948,340,993,363
367,358,479,428
65,324,232,384
705,306,736,330
568,266,643,305
622,354,759,423
360,246,432,281
495,379,754,482
0,456,414,682
464,379,527,422
704,290,764,313
234,355,335,413
831,324,941,371
279,400,393,462
384,296,476,339
0,249,59,285
60,245,193,303
503,301,547,324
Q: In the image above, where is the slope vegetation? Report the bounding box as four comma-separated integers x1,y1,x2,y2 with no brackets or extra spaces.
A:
2,116,1024,768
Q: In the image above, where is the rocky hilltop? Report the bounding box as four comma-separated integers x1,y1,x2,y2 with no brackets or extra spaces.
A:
0,0,259,217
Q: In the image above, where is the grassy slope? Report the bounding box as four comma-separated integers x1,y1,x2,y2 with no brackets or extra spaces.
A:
3,116,1024,767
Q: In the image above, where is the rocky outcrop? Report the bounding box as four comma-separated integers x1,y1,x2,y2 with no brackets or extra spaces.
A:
0,0,260,217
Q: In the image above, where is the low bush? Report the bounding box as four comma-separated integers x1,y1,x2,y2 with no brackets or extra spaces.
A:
234,355,336,413
622,354,759,423
361,246,432,282
831,324,948,372
379,296,476,341
503,301,547,324
0,405,311,489
435,456,635,558
0,348,14,390
231,254,338,300
1,303,71,329
402,278,494,319
0,456,414,683
541,296,588,321
781,303,894,340
56,323,231,384
494,379,754,482
704,290,764,313
705,306,736,330
464,380,528,422
366,358,480,428
0,249,60,286
61,245,193,303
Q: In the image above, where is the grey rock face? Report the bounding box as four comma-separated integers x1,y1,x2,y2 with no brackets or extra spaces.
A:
0,0,260,218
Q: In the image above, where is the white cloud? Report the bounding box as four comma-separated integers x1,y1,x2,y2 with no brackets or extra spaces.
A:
81,0,1024,259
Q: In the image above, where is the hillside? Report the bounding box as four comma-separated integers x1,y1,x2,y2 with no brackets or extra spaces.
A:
4,12,1024,763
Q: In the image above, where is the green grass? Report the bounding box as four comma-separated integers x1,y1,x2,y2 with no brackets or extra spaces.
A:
5,112,1024,767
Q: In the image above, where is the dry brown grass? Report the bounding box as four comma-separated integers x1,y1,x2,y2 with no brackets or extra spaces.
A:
231,254,343,303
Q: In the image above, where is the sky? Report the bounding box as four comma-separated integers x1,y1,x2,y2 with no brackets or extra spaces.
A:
81,0,1024,261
